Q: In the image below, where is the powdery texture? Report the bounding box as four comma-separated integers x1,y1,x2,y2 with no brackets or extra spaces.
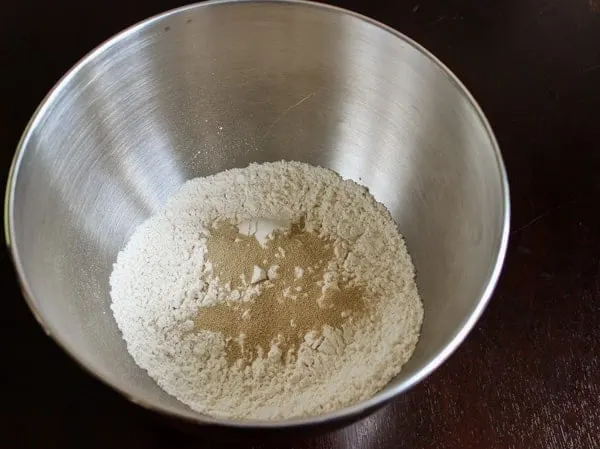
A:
110,161,423,420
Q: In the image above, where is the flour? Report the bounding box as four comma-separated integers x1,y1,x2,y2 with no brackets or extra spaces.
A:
110,161,423,420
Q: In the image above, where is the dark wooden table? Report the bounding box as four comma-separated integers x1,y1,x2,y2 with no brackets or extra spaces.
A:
2,1,599,448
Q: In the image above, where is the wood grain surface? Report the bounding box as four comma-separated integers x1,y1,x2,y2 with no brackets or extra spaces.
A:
1,1,599,448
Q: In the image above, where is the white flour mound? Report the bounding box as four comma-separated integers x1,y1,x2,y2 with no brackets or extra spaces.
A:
110,161,423,420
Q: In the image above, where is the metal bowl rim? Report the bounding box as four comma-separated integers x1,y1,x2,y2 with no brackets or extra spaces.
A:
4,0,510,429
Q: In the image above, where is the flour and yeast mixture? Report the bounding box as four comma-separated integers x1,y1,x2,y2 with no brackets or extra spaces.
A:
110,161,423,420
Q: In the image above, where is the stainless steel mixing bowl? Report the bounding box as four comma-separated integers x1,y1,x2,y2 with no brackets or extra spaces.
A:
5,0,509,431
